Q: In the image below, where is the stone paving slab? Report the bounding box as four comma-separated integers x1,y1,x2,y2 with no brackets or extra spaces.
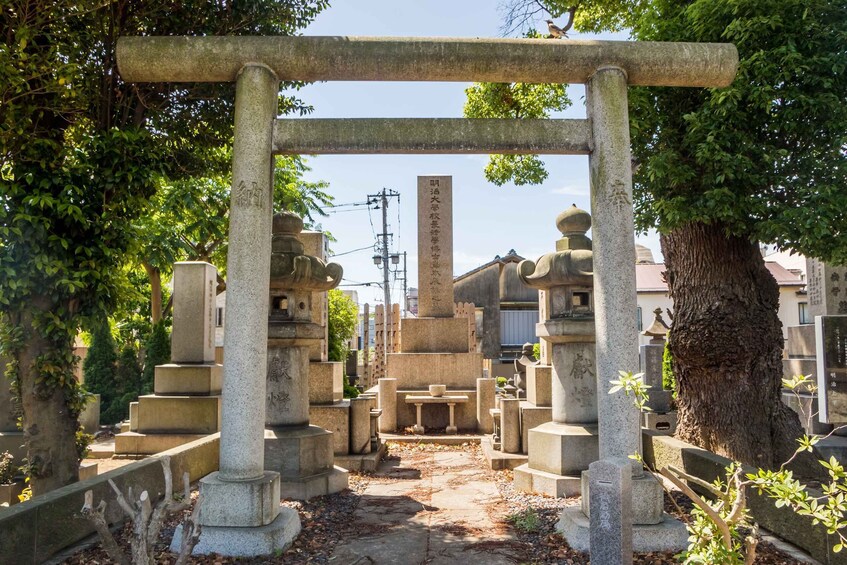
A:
330,451,521,564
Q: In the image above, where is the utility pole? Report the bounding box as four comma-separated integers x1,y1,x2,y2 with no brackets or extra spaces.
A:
380,190,391,358
369,187,400,362
402,251,407,317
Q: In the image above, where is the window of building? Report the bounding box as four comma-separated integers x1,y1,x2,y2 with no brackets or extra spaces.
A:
636,306,643,331
215,307,224,327
799,302,810,325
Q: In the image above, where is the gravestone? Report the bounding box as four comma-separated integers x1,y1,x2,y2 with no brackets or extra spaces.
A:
816,316,847,423
383,175,483,433
588,458,633,565
417,176,454,318
808,258,847,319
783,259,847,436
116,261,224,456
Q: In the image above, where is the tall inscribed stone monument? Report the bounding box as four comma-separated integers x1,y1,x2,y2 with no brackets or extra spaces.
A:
380,175,484,433
417,175,453,318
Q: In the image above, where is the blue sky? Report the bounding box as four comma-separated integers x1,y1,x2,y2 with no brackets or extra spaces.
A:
294,1,658,305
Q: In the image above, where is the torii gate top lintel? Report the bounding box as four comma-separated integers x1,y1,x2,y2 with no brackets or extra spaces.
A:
116,36,737,88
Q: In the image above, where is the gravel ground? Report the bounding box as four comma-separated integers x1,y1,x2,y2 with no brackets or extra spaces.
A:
61,442,813,564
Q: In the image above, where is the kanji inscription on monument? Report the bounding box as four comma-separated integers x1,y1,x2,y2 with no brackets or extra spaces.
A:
417,175,454,318
816,315,847,423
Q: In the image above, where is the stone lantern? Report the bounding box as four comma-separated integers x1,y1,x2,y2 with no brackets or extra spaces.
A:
264,211,348,499
513,204,599,497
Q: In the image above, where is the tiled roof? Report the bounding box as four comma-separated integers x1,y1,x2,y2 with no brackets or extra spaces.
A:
636,262,804,292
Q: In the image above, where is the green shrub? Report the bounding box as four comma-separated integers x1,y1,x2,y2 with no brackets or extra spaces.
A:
343,382,360,399
328,290,358,363
142,321,170,393
662,332,676,397
82,320,117,422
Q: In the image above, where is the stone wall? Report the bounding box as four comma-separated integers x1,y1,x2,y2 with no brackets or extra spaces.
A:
0,434,220,563
643,431,846,565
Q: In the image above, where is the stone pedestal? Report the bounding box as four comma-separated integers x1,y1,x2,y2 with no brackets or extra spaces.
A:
476,377,495,433
116,262,223,456
264,426,348,500
378,378,397,433
515,321,599,497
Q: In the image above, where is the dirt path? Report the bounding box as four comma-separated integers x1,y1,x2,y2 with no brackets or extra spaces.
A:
331,450,524,565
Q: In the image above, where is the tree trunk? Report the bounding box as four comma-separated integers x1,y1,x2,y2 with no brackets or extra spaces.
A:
662,222,814,473
18,295,80,494
144,263,162,325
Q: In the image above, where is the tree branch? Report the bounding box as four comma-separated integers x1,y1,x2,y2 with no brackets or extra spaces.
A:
661,467,733,552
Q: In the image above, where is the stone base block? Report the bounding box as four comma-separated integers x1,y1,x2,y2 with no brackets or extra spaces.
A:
782,357,817,384
399,317,470,353
0,431,26,461
79,460,98,481
643,390,673,413
526,365,552,407
199,471,281,527
335,441,386,472
513,463,580,497
781,391,832,435
129,401,138,431
786,324,816,358
309,362,344,404
136,395,221,434
386,352,483,388
527,422,598,476
309,401,350,455
154,363,222,395
281,465,349,501
520,404,552,455
557,507,687,553
119,421,131,433
642,411,678,435
581,469,664,525
265,425,335,479
114,431,208,456
79,394,100,433
815,435,847,464
172,506,301,557
481,436,527,470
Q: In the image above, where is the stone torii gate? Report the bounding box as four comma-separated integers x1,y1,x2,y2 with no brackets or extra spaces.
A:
117,36,737,557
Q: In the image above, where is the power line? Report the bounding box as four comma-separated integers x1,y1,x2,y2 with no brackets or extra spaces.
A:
330,244,375,258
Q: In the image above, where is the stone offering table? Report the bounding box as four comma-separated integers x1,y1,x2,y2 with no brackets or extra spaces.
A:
405,395,468,434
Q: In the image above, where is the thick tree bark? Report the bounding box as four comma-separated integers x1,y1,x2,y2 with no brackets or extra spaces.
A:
143,263,162,324
18,295,80,494
662,222,815,474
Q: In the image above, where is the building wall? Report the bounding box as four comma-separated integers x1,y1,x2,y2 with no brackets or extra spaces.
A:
453,264,501,359
500,262,537,303
636,292,672,347
636,287,806,346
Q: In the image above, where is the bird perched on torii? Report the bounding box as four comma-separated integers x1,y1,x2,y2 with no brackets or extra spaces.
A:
546,19,568,39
